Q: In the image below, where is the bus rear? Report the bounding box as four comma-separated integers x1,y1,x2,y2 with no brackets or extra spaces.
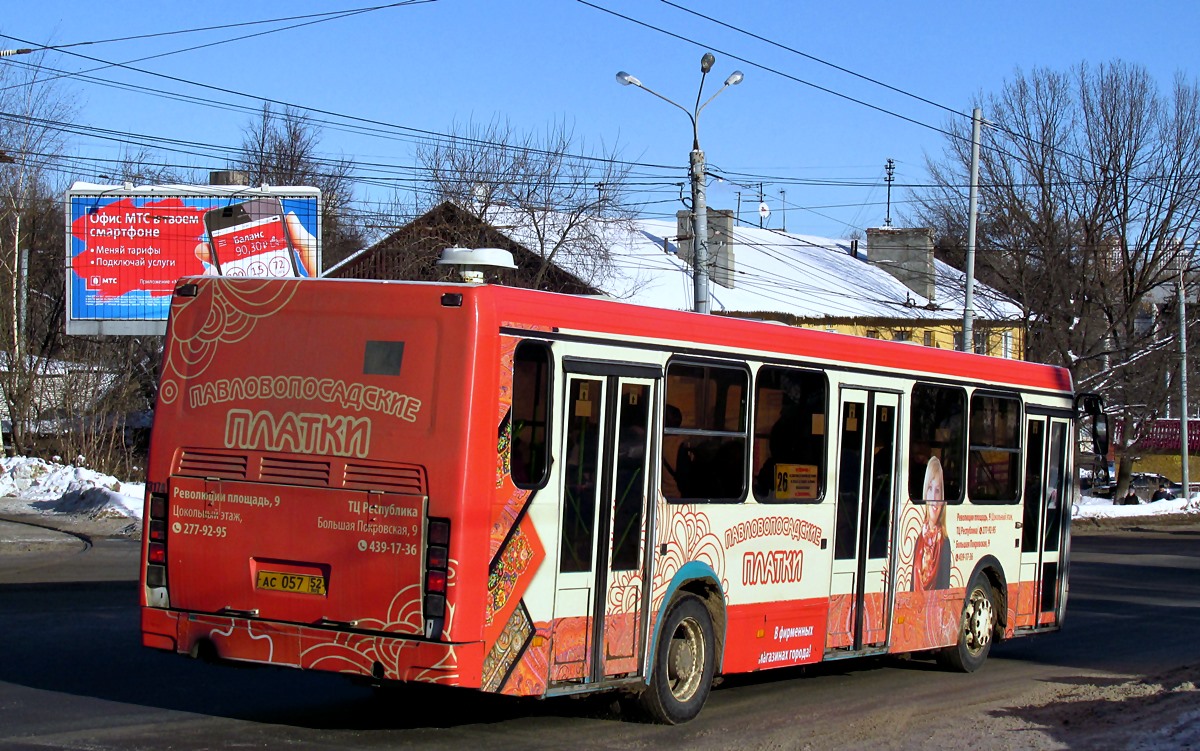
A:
140,277,488,684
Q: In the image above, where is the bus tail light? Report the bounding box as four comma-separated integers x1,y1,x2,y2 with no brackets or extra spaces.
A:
145,491,170,603
423,517,450,639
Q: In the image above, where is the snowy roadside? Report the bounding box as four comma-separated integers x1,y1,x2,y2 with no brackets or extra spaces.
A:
0,456,145,539
0,455,1198,541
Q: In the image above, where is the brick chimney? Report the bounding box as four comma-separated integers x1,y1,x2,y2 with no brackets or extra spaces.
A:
865,227,935,302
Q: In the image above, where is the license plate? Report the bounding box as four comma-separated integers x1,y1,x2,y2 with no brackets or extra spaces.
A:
255,571,326,596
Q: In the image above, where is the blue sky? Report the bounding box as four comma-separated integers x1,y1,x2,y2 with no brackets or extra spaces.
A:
5,0,1198,240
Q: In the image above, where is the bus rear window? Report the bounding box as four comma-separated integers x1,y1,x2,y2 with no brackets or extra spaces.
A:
511,342,551,488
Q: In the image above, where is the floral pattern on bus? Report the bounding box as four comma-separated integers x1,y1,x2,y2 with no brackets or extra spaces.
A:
482,601,534,692
491,335,534,559
486,525,537,626
301,581,459,681
500,620,551,696
160,278,301,405
650,495,729,609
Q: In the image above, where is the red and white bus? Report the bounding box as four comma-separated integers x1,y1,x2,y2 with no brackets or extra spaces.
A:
140,276,1106,723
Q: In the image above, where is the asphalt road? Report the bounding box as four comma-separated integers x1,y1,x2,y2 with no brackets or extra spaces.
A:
0,518,1197,750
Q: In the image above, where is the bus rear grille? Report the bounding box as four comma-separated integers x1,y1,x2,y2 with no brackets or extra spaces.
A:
175,450,425,495
343,462,427,495
259,456,332,487
178,450,249,480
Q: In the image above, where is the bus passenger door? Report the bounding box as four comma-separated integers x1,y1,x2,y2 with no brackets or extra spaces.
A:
1017,416,1070,629
551,365,657,686
826,389,900,656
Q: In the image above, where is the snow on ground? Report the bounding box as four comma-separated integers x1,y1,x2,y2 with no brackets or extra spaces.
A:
0,456,144,520
0,454,1197,526
1075,490,1200,519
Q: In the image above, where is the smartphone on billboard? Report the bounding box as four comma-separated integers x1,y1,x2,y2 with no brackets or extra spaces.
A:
203,198,299,278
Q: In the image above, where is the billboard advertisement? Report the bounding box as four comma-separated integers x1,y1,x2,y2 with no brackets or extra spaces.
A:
65,183,321,335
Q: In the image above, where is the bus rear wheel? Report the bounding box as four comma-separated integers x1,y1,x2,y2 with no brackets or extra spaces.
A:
640,594,715,724
939,576,996,673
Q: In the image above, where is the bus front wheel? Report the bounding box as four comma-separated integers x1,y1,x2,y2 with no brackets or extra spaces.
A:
939,576,996,673
640,593,715,724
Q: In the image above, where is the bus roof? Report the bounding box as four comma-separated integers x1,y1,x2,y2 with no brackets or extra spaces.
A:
459,282,1074,395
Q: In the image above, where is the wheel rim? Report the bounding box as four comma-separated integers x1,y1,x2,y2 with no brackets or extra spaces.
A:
964,585,995,656
666,615,705,702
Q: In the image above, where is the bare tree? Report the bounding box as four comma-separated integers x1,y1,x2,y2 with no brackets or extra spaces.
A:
107,145,201,186
236,104,362,270
416,118,637,291
913,61,1200,492
0,52,76,453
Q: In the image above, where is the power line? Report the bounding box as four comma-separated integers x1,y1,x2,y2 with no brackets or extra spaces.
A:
656,0,965,120
27,2,430,52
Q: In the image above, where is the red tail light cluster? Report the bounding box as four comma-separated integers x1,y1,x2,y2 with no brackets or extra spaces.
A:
145,491,169,589
423,517,450,639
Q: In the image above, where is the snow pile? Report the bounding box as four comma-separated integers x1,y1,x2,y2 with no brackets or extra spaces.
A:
1076,491,1200,520
0,456,144,519
1,455,1197,525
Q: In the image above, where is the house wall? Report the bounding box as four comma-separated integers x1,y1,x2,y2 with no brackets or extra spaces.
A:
795,321,1025,360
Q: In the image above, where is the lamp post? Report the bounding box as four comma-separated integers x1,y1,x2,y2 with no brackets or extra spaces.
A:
617,54,743,314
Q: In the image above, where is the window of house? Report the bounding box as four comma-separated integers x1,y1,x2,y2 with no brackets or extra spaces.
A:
894,330,911,343
662,362,748,502
510,342,551,488
866,329,881,339
752,367,827,503
908,384,966,503
968,393,1022,503
923,331,934,347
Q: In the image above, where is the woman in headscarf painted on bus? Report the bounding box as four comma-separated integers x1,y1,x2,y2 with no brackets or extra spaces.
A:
912,455,951,591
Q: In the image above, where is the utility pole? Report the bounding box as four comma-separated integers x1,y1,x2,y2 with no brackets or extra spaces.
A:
1179,250,1190,500
884,158,895,228
963,108,982,353
780,188,787,232
617,56,743,314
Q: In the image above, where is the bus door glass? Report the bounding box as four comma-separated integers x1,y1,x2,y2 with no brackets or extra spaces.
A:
551,365,657,684
827,389,899,655
1018,416,1070,627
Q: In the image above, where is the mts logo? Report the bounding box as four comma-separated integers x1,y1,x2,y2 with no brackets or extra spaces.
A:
91,276,117,285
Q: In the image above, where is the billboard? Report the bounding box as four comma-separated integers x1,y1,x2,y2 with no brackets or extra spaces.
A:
65,183,322,335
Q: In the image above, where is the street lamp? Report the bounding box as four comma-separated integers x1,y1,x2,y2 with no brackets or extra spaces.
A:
617,53,743,314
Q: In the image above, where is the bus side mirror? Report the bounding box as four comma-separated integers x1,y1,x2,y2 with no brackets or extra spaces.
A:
1092,414,1110,456
1074,392,1109,456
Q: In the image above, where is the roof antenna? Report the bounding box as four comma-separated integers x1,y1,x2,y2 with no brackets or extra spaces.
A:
436,247,516,284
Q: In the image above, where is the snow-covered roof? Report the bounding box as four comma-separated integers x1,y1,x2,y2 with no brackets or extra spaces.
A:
483,207,1022,323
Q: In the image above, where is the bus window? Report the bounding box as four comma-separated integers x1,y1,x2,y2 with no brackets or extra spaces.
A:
612,383,650,570
968,393,1021,503
752,366,827,502
662,362,748,502
511,342,551,489
561,377,602,572
908,384,966,503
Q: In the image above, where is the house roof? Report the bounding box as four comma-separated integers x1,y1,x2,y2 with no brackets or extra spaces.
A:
480,207,1023,324
332,202,1023,324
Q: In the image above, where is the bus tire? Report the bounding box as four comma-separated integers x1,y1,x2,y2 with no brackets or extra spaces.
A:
640,593,715,724
939,575,996,673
